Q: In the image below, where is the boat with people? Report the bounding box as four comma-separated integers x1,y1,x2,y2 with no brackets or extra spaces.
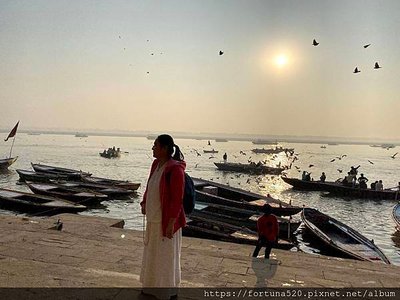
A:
0,188,86,215
25,182,107,206
214,162,284,175
99,147,121,159
192,202,300,239
31,163,92,179
251,147,294,154
81,176,140,191
183,214,295,250
301,208,391,264
393,203,400,231
203,149,219,154
0,157,18,170
193,177,302,216
281,176,400,200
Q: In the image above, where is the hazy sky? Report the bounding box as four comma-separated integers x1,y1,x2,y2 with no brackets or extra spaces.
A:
1,0,399,138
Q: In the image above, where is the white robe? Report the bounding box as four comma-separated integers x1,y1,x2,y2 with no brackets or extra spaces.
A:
140,163,182,293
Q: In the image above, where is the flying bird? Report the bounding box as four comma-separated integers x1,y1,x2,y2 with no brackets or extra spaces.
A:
195,163,198,168
309,164,314,168
391,152,398,159
330,159,336,162
368,160,374,164
119,35,122,39
374,62,381,69
353,67,360,74
312,39,319,46
219,50,224,56
363,44,371,48
337,169,343,173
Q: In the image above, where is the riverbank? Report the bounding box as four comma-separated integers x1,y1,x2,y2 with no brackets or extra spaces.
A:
0,213,399,299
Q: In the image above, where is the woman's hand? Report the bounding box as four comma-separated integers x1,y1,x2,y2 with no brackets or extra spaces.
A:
166,218,176,239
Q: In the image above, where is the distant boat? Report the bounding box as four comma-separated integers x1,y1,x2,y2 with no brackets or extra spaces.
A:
327,143,338,145
75,133,88,138
252,139,278,145
0,157,18,170
146,135,157,140
215,138,228,142
27,132,41,135
16,169,77,182
214,162,284,175
203,149,219,154
251,147,294,154
302,208,390,264
320,145,326,149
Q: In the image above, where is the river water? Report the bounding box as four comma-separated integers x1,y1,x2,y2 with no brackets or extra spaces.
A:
1,134,399,265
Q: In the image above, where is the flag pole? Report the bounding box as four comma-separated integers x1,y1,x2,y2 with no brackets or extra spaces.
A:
9,135,16,159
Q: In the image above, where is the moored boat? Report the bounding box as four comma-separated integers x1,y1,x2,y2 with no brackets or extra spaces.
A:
183,215,295,250
52,181,135,198
193,177,302,216
214,162,284,175
81,176,140,191
393,203,400,231
282,176,400,200
192,203,300,239
26,182,107,206
0,157,18,170
301,208,390,264
17,169,78,182
0,188,86,215
252,139,278,145
31,163,92,179
251,147,294,154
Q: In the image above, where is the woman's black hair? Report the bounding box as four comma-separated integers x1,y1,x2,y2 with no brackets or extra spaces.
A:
156,134,184,161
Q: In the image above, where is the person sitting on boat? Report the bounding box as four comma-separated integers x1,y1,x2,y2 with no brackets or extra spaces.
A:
358,173,368,189
342,172,353,186
223,152,227,162
302,171,307,181
375,180,383,191
305,172,311,181
371,181,377,190
252,204,279,259
320,172,326,182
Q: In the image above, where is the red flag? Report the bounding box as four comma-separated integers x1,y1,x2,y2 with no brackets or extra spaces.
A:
4,121,19,141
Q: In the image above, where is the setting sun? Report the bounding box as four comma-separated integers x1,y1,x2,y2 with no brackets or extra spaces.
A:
275,54,288,67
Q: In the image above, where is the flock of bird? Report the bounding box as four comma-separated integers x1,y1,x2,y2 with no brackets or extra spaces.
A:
312,39,381,74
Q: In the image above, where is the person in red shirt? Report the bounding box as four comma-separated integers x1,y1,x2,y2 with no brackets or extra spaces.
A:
252,204,279,259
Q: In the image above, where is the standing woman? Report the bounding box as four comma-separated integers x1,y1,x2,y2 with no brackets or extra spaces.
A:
140,134,186,298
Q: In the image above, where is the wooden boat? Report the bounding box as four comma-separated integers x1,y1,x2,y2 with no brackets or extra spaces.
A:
282,176,400,200
183,215,295,250
215,138,228,142
26,182,107,206
193,177,302,216
193,202,300,239
17,169,78,182
251,147,294,154
203,149,219,154
214,162,284,175
0,157,18,170
52,181,134,198
252,139,278,145
31,163,92,179
301,208,390,264
75,133,88,138
0,188,86,215
393,203,400,231
99,151,120,159
81,176,140,191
